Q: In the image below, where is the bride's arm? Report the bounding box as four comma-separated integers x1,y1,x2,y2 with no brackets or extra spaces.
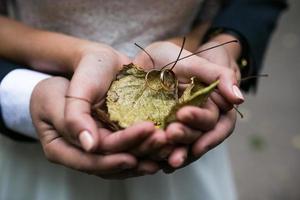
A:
0,16,117,74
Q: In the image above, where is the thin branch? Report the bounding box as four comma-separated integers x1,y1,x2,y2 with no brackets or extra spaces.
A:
234,106,244,118
161,40,238,69
240,74,269,82
134,43,155,69
162,37,186,71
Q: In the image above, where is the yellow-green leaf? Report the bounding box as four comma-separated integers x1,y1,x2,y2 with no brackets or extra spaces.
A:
94,64,219,130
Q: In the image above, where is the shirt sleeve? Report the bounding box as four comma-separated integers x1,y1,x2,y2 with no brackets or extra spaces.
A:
210,0,288,91
0,60,51,140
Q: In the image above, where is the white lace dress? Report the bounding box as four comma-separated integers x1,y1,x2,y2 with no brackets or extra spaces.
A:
0,0,237,199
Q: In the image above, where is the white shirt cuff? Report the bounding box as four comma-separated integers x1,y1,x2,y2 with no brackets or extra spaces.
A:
0,69,51,139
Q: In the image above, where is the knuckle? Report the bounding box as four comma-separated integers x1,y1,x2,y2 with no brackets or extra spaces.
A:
195,143,210,156
152,133,167,147
76,158,97,173
64,114,78,128
221,67,235,79
171,126,185,140
43,145,57,164
226,68,236,79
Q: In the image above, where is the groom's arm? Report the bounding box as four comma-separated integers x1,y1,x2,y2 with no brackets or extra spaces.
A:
0,59,31,141
194,0,287,91
0,59,50,141
0,6,45,141
209,0,288,91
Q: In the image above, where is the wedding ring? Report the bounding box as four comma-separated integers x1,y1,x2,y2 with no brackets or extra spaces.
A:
159,69,177,91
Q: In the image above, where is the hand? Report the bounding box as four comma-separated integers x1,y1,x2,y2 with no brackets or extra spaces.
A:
187,38,241,162
163,38,241,172
133,39,242,169
31,77,160,179
64,43,131,152
132,40,221,167
63,43,168,168
134,40,244,104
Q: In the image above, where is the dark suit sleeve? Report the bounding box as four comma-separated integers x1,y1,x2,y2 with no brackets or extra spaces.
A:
212,0,287,91
0,59,36,142
195,0,287,91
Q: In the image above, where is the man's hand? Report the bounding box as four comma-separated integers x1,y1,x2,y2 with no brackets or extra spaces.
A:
31,77,160,179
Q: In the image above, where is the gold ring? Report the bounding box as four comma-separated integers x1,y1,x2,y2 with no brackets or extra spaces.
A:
159,69,177,91
145,69,162,91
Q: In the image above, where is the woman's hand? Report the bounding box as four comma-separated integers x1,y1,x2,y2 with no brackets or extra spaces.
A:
64,44,171,166
133,40,244,104
176,36,241,169
64,43,133,152
133,38,243,169
165,37,241,172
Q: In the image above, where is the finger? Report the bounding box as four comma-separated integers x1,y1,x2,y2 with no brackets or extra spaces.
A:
100,160,160,179
65,53,120,152
99,160,160,180
161,162,176,174
168,146,188,168
129,129,167,157
210,90,233,112
192,109,237,157
136,160,160,174
175,56,244,105
100,122,156,153
196,44,237,112
42,132,138,175
166,122,201,144
149,145,174,161
133,51,155,70
197,41,230,66
64,98,102,152
68,51,120,101
231,62,241,83
176,99,219,131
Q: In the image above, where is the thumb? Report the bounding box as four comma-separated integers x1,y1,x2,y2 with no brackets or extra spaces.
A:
64,98,102,152
65,52,121,152
177,56,244,105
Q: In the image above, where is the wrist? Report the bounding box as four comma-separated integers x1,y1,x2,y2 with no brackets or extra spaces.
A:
74,42,125,72
209,34,242,60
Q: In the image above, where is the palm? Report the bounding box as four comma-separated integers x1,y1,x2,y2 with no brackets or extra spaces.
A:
133,41,239,170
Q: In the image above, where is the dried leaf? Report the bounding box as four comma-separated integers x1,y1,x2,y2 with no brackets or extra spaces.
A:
94,64,219,130
162,78,219,128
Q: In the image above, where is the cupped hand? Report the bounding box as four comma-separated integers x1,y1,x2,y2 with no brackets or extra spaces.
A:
63,43,168,169
132,41,220,166
31,77,160,179
165,40,240,172
64,44,130,152
133,39,242,170
133,40,244,104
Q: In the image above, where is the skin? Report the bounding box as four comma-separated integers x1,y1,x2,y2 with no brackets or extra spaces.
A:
133,34,242,169
0,15,243,177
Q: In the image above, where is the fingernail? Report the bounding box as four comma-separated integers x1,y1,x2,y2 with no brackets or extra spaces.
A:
232,85,244,102
79,130,95,152
174,156,185,168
